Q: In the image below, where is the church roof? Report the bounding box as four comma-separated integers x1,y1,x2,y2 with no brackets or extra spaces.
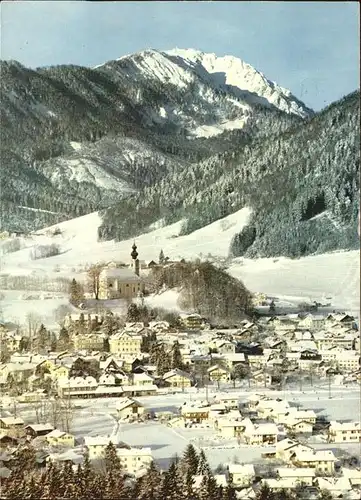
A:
100,268,142,281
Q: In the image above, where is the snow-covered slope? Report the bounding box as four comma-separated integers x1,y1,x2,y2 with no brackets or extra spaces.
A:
1,209,359,321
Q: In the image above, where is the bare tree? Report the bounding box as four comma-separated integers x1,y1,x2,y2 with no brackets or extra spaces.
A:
25,312,42,351
87,263,105,300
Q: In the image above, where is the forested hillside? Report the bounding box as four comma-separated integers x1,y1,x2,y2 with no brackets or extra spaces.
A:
0,50,307,233
99,91,360,258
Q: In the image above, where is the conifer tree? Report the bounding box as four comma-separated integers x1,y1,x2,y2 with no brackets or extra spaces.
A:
138,461,162,500
222,485,237,500
127,302,141,322
69,278,84,306
161,462,185,500
58,326,70,350
198,470,220,500
256,483,276,500
35,323,49,351
180,444,199,498
104,441,121,472
181,444,199,476
171,340,183,369
197,449,211,476
159,249,165,264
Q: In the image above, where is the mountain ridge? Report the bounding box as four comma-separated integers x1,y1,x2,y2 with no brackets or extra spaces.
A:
0,48,358,260
0,48,309,234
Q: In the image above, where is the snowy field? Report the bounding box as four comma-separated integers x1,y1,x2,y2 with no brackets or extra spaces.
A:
0,209,359,327
16,385,354,469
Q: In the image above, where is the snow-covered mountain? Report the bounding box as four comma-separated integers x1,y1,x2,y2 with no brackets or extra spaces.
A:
1,47,358,261
97,48,312,134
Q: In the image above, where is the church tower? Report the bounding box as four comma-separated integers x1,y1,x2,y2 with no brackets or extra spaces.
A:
131,242,140,276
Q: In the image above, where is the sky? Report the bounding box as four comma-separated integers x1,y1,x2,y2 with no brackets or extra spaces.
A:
0,1,359,111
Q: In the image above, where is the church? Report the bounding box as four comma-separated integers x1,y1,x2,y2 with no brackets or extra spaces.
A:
98,243,145,300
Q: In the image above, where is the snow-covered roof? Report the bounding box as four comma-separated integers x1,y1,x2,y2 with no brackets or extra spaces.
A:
100,268,142,281
58,376,98,388
228,463,255,475
277,467,315,478
329,420,361,431
295,449,336,462
116,397,143,411
163,368,193,380
26,423,54,432
0,417,24,425
46,429,72,439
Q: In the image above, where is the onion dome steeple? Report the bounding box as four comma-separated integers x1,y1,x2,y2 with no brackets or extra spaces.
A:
131,242,138,260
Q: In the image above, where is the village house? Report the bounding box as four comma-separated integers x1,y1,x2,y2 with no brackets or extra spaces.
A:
274,439,314,462
163,369,193,388
246,393,270,411
228,463,255,487
25,423,54,439
50,364,71,382
5,362,39,383
57,376,98,398
335,351,360,372
98,372,126,386
207,365,231,383
276,467,316,487
116,446,153,475
313,332,356,351
255,398,291,421
291,449,337,475
315,477,354,498
73,333,106,352
242,418,278,446
108,331,142,357
116,398,145,420
148,321,170,332
83,435,152,474
328,420,361,443
298,314,326,331
249,370,272,388
84,436,129,460
209,339,236,355
99,356,124,372
216,417,245,438
179,313,208,330
282,409,317,426
46,449,84,466
326,313,355,329
261,477,304,492
247,354,266,370
273,317,297,333
17,390,47,403
0,417,25,431
45,429,75,448
342,467,361,487
180,402,210,423
132,372,155,386
222,353,247,370
216,395,240,410
284,418,314,435
0,432,18,449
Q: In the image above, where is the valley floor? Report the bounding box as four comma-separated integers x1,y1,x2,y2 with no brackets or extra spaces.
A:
12,383,361,470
